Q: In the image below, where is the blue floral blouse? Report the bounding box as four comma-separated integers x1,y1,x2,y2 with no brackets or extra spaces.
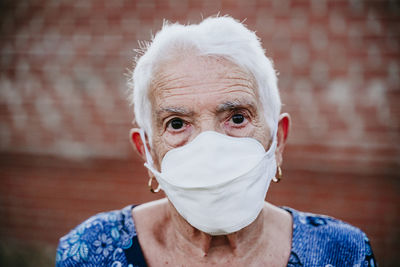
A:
56,205,377,266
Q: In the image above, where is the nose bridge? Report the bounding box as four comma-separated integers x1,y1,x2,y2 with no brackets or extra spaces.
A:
189,95,224,141
197,113,223,135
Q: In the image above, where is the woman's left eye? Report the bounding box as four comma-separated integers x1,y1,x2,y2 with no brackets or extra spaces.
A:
231,114,245,124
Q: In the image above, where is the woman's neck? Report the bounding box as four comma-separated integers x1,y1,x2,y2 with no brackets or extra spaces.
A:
166,200,268,258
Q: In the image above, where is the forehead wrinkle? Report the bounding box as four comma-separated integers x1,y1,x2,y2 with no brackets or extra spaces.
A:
151,59,256,95
150,75,185,99
153,76,257,99
155,73,252,90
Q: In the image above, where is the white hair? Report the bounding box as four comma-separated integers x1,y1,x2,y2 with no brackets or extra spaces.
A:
130,16,281,144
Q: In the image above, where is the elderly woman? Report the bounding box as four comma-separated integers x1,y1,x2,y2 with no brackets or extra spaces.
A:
56,16,376,266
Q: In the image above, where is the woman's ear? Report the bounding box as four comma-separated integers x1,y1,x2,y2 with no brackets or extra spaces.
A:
129,128,146,160
275,113,291,167
130,129,157,182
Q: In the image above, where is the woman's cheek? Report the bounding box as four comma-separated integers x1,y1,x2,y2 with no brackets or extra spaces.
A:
162,125,193,148
223,121,253,137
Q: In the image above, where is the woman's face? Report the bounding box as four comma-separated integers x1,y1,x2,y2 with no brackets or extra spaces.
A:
148,54,272,170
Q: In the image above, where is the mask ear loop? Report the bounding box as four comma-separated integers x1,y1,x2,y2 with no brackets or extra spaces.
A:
265,126,278,154
139,129,161,193
270,125,282,183
139,128,154,167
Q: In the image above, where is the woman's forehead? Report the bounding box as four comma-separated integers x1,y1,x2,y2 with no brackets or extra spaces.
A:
149,55,259,108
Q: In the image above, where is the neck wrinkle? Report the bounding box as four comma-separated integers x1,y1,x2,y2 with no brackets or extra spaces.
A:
167,200,267,258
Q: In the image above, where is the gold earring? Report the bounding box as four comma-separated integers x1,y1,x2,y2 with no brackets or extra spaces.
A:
272,166,282,183
148,176,161,193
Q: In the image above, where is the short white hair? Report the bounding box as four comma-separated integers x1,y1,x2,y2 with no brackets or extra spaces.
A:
130,16,281,143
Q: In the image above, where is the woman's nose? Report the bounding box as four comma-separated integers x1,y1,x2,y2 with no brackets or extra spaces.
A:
192,117,224,140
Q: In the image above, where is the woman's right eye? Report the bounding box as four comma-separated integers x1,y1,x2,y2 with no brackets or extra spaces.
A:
167,118,185,131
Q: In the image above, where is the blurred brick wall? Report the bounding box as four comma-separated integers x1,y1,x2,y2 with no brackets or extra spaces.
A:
0,0,399,266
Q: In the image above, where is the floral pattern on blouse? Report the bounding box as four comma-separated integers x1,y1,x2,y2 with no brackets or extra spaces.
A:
56,206,137,267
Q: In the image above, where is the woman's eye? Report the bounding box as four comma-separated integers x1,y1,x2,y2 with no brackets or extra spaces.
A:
231,114,245,124
168,118,185,130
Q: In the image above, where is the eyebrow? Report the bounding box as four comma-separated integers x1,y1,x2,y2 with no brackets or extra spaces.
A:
156,106,194,117
216,99,257,113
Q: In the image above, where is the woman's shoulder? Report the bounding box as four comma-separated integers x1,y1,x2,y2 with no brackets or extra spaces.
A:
283,207,376,267
56,205,138,267
286,207,366,237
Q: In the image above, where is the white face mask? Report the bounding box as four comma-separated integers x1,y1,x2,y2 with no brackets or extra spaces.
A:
140,130,277,236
